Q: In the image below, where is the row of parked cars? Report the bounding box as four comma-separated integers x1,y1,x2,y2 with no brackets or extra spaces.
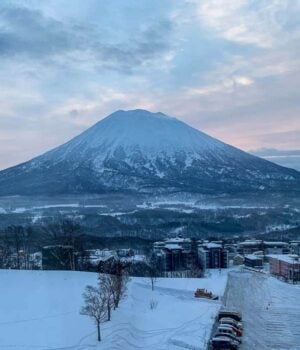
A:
210,309,243,349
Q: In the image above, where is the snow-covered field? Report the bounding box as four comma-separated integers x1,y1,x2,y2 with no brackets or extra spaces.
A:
223,270,300,350
0,270,229,350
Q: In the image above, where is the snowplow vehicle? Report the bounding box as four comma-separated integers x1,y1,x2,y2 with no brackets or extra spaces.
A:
194,288,218,300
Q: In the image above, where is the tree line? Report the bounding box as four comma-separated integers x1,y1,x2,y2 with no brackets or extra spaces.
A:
0,219,88,270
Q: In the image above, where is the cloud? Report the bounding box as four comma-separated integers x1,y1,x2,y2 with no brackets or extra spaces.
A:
256,130,300,148
0,0,300,169
250,148,300,171
0,3,174,73
196,0,300,48
234,76,253,86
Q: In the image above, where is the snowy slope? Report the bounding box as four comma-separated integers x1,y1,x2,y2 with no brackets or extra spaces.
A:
0,269,229,350
42,109,227,161
0,109,299,195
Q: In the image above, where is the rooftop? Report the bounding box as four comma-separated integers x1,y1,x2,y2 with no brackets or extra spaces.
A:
245,254,263,260
165,237,191,243
268,254,300,264
164,244,184,250
203,243,222,249
239,240,262,246
264,241,288,246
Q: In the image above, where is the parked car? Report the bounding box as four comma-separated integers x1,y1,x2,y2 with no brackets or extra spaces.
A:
214,331,242,344
219,317,243,330
219,320,243,336
217,326,242,343
218,310,242,322
210,336,239,350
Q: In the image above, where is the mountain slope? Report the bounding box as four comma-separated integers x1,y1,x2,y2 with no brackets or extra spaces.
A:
0,109,299,196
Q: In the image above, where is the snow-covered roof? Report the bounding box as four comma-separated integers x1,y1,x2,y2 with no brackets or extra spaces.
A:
164,244,183,250
268,254,300,264
43,245,73,249
203,243,222,249
264,241,288,246
245,254,263,261
239,240,262,246
121,255,145,262
87,249,116,257
165,237,191,243
87,249,118,265
234,254,244,259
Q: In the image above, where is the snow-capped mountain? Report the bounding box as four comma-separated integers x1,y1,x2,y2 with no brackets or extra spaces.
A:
0,109,299,196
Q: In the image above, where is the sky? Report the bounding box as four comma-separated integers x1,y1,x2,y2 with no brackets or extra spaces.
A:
0,0,300,170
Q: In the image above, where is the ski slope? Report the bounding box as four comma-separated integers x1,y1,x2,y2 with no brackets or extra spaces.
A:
223,270,300,350
0,269,229,350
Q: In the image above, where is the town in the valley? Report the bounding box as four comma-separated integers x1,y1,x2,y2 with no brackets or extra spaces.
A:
2,233,300,283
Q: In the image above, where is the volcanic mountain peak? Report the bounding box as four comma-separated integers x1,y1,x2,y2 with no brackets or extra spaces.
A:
49,109,225,159
0,109,299,196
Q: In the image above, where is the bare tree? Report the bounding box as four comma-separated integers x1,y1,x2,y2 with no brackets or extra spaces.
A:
80,285,107,342
111,261,129,309
101,260,129,309
0,234,12,269
146,256,158,291
5,225,26,269
98,274,114,321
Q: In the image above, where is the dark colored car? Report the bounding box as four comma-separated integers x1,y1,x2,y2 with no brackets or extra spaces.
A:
214,331,242,344
218,310,242,322
210,336,239,350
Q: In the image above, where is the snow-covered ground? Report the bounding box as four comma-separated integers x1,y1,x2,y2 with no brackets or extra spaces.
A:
0,269,229,350
223,270,300,350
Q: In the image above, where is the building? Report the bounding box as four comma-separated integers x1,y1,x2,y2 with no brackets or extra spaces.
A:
116,248,135,258
238,240,290,256
233,254,244,266
152,237,196,273
87,249,117,267
244,255,263,269
29,252,42,269
198,243,228,270
268,255,300,282
161,244,184,271
153,241,169,253
290,241,300,256
263,242,289,255
225,243,238,261
237,240,263,255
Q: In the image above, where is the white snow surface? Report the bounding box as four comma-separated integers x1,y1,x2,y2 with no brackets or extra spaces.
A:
0,269,229,350
224,270,300,350
38,109,237,165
